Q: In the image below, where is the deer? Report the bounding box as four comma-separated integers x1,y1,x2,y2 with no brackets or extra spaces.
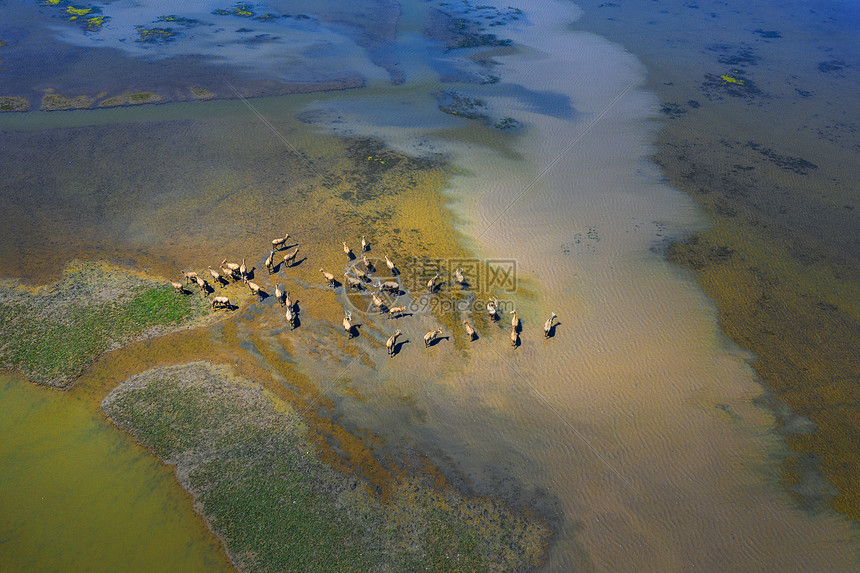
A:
211,296,230,309
487,297,499,321
343,312,354,338
510,309,520,332
387,330,402,356
387,305,407,319
351,265,368,282
344,273,364,290
247,281,263,300
376,280,399,295
462,320,476,341
271,233,290,251
285,305,297,329
424,327,443,348
283,247,299,268
427,273,439,293
208,266,226,288
320,269,336,287
544,312,557,338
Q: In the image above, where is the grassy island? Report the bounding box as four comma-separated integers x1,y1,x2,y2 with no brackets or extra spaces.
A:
103,362,551,572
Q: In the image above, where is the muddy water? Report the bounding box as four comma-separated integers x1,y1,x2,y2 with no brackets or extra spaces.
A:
0,374,233,571
1,0,859,570
294,0,860,570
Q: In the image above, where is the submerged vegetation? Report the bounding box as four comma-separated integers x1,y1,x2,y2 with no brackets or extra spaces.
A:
40,89,95,110
437,90,521,131
135,26,178,43
0,262,210,387
0,96,29,112
103,362,551,572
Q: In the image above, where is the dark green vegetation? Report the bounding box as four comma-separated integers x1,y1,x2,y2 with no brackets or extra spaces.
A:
0,263,209,387
103,363,551,572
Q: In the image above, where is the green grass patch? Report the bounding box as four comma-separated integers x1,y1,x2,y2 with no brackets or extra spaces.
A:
0,262,209,387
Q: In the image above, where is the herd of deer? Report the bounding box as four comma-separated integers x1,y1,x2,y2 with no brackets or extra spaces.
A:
172,232,558,356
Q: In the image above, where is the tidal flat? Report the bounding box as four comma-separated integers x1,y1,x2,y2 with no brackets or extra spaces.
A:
569,0,860,522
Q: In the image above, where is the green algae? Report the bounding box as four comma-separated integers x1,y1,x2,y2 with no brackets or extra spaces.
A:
0,262,211,387
85,15,106,31
103,362,551,572
156,15,201,27
213,4,256,18
701,70,763,101
135,25,177,43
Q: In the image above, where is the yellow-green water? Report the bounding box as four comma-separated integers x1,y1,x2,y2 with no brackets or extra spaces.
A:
0,374,233,572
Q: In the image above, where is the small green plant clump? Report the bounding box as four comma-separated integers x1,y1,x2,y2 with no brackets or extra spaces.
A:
135,26,177,43
103,362,551,572
213,4,256,18
0,263,209,387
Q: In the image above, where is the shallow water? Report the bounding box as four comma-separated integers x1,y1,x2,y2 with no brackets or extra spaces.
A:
1,0,859,570
0,374,233,571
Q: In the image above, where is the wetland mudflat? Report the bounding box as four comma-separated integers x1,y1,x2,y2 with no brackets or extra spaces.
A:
1,0,858,570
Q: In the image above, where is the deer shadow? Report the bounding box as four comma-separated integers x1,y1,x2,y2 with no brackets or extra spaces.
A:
347,323,362,339
546,321,560,339
390,338,409,357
